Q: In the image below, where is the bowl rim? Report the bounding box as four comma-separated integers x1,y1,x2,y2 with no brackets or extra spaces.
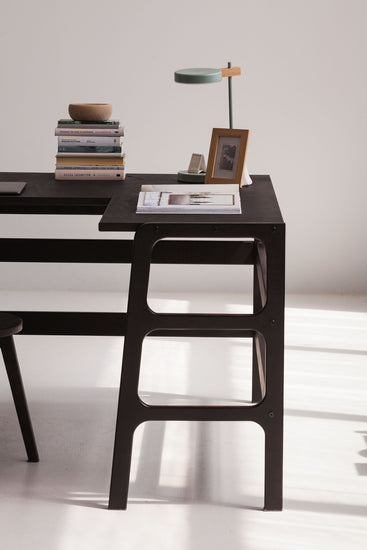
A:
69,103,112,107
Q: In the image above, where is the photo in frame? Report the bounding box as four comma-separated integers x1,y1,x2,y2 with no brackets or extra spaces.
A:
205,128,250,187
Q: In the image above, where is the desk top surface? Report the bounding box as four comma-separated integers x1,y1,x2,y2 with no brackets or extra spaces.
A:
0,172,284,231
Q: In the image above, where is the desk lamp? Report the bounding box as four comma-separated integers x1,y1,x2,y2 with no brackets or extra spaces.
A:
174,62,252,185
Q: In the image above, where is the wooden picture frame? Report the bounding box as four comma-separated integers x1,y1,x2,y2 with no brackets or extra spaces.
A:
205,128,250,187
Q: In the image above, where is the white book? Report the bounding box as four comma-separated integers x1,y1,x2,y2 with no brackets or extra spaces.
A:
137,184,241,214
58,135,122,146
55,169,125,180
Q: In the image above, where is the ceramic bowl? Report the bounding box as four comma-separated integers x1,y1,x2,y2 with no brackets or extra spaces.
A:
68,103,112,122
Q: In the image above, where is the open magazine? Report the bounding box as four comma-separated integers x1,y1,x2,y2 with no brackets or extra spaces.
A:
137,184,241,214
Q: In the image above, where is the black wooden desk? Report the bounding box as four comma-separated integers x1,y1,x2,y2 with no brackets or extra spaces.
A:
0,172,285,511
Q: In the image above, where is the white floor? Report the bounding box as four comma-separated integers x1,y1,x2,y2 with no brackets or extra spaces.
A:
0,291,366,550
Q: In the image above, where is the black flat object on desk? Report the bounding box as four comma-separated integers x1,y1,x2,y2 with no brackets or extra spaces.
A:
0,172,285,511
0,181,26,194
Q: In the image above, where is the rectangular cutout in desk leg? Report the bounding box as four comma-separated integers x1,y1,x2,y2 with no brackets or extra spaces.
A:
0,182,26,195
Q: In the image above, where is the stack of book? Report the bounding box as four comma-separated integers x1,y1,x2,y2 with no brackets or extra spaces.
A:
55,119,125,180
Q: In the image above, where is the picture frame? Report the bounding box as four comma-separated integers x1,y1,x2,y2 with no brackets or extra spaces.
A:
205,128,250,187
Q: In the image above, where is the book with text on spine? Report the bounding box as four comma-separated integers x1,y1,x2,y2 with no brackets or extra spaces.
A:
57,119,120,128
58,135,122,146
57,145,123,154
55,168,125,180
137,184,241,214
55,126,124,137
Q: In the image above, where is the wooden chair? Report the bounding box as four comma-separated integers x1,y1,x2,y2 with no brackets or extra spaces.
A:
0,313,39,462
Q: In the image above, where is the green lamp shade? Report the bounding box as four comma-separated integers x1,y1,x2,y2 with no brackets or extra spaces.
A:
174,68,222,84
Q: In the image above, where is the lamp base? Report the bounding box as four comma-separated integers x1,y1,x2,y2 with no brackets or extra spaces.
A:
177,170,206,183
243,165,252,186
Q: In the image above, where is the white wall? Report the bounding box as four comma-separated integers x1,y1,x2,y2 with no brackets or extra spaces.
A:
0,0,366,294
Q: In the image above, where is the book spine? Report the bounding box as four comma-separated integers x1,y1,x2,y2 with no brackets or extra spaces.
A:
56,156,125,166
58,136,122,146
55,127,124,137
55,169,125,180
58,119,120,128
57,146,123,154
55,165,124,170
56,151,123,157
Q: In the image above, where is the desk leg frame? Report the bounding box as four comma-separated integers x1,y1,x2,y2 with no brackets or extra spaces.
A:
109,223,285,510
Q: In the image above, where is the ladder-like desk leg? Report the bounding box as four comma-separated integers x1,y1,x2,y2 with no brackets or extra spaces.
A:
262,225,285,510
108,225,153,510
109,222,285,511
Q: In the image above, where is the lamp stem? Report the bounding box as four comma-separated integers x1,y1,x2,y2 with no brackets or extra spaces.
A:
228,61,233,128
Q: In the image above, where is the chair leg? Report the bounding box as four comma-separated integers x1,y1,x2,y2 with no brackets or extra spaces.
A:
1,336,39,462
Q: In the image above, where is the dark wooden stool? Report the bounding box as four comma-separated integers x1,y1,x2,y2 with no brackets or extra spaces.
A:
0,313,39,462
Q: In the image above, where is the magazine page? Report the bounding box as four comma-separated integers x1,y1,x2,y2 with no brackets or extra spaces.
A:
137,184,241,214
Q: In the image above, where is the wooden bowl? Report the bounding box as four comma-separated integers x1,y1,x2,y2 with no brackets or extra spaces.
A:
68,103,112,122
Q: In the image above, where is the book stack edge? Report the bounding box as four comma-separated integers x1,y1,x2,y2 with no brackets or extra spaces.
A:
54,116,126,181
